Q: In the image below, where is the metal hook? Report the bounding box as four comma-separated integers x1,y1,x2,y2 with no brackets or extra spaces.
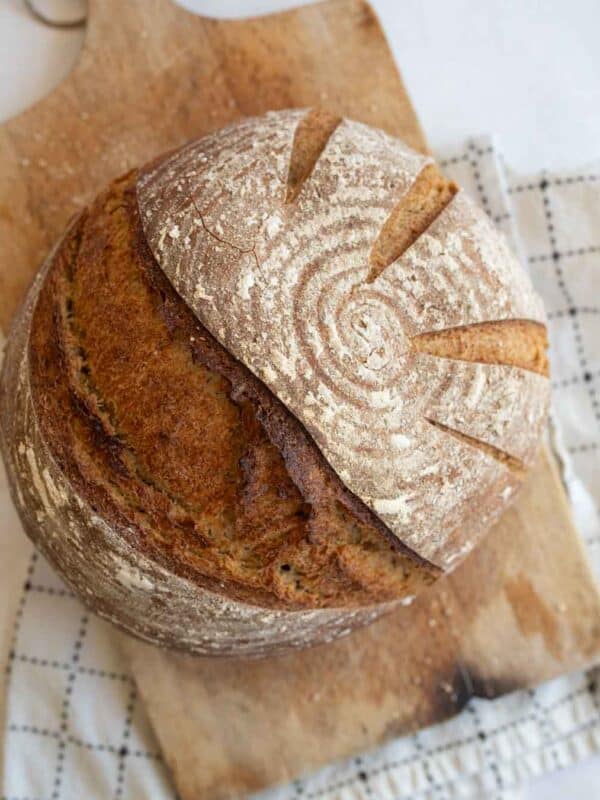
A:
24,0,87,29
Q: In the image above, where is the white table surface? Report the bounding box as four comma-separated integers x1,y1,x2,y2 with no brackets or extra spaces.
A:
1,1,599,798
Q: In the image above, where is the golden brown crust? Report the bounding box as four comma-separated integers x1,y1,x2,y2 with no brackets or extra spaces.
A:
367,162,458,282
28,170,438,611
412,319,549,377
2,111,551,654
285,108,342,203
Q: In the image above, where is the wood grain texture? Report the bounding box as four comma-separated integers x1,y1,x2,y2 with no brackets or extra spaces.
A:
0,0,599,798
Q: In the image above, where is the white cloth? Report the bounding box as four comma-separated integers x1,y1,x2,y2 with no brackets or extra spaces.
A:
1,137,599,800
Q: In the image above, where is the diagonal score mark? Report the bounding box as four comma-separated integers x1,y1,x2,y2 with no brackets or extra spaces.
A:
285,108,342,203
367,163,457,282
412,319,549,376
425,417,526,477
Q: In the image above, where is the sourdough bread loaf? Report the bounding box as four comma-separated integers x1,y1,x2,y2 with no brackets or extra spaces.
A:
0,109,550,656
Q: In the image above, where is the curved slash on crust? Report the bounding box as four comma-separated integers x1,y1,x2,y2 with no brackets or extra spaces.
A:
285,108,342,203
411,319,549,376
425,417,526,478
367,163,457,282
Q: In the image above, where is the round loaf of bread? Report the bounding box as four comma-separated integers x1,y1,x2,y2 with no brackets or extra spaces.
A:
0,109,550,656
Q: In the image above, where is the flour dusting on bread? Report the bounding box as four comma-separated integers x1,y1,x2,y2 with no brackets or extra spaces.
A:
138,109,549,568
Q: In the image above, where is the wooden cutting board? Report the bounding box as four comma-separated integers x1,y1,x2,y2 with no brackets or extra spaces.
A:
1,1,599,798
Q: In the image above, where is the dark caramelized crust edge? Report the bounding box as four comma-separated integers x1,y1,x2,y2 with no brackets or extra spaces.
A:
28,170,438,611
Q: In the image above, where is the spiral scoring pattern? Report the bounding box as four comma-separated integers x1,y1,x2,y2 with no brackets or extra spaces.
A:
137,110,549,569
